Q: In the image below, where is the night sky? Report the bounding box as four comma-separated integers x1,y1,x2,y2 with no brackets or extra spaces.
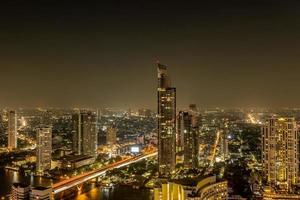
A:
1,1,300,109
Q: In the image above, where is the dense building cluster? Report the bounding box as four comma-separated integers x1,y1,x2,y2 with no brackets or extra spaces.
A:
156,63,300,199
0,64,300,200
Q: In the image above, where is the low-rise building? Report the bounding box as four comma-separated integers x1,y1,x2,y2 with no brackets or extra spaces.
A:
30,186,52,200
154,181,185,200
11,184,53,200
60,154,95,170
11,183,30,200
194,176,227,200
263,186,300,199
154,176,227,200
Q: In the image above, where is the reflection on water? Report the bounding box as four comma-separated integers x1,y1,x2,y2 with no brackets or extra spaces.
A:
0,167,52,199
12,171,19,183
77,186,100,200
75,185,153,200
1,168,152,200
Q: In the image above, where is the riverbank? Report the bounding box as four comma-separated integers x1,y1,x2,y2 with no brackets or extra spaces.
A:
0,168,152,200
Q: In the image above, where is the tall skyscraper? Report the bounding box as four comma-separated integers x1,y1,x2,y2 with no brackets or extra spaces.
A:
106,126,117,145
176,105,200,168
8,110,17,150
157,63,176,176
262,117,298,193
36,127,52,174
72,111,97,157
220,131,229,161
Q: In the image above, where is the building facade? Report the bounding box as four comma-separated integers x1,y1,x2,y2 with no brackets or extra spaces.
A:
72,111,98,157
262,117,298,193
220,130,229,161
176,105,200,168
60,155,96,170
154,176,227,200
36,127,52,174
157,63,176,176
263,186,300,199
195,176,228,200
11,183,30,200
106,126,117,145
30,186,52,200
8,110,17,150
154,182,185,200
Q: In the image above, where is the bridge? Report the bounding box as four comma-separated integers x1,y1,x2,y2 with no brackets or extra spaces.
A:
52,151,157,194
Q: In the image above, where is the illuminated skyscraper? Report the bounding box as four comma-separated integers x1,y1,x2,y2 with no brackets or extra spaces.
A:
177,104,200,168
220,131,229,161
157,63,176,176
36,127,52,174
8,110,17,150
262,117,298,193
72,111,97,157
106,126,117,145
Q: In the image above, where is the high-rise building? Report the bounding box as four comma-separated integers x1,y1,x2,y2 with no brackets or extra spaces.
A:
8,110,17,150
262,117,298,193
157,63,176,176
36,127,52,174
72,111,97,157
176,105,200,168
220,131,229,161
106,126,117,145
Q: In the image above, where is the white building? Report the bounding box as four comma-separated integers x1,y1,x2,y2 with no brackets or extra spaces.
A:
36,127,52,174
11,183,30,200
30,186,52,200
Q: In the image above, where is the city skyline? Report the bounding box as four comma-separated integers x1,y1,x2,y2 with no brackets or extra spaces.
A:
2,1,300,199
1,1,300,108
2,63,300,199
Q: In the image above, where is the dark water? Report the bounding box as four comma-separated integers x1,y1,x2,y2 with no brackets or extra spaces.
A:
0,168,153,200
72,185,153,200
0,167,52,199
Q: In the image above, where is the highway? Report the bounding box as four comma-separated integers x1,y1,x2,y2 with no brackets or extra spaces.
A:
248,113,256,124
209,130,221,166
247,113,261,124
52,151,157,194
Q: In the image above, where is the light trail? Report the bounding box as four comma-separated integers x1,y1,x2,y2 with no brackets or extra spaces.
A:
248,113,256,124
52,151,157,194
210,130,220,166
247,113,262,124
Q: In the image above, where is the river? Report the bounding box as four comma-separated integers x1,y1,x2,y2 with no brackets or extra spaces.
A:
0,168,153,200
